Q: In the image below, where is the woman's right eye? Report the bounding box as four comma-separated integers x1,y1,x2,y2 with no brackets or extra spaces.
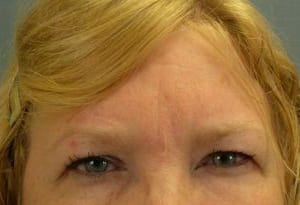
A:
67,155,123,177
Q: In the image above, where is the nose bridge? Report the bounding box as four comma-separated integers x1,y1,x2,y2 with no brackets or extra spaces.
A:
140,169,192,205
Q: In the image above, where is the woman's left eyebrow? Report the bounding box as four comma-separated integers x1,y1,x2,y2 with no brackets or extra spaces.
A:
193,124,268,144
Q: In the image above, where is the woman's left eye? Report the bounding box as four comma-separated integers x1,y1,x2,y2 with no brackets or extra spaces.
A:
199,151,254,169
67,155,122,176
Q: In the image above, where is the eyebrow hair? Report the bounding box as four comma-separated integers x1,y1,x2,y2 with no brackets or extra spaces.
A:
51,125,131,151
195,122,267,141
51,121,268,153
193,123,268,150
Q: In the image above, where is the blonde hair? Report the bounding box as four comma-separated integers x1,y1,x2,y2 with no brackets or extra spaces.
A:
0,0,299,204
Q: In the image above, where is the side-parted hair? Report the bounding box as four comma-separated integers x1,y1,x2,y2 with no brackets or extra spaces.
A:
0,0,299,204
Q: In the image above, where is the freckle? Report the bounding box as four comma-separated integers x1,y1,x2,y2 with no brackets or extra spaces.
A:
70,140,78,151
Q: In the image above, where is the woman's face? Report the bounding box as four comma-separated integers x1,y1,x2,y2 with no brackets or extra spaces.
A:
23,28,284,205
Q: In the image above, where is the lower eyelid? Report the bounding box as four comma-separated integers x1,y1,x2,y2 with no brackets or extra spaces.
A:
67,169,129,186
199,159,256,175
71,168,107,178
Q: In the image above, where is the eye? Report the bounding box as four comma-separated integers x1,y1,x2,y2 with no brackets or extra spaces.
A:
67,154,123,177
199,151,254,169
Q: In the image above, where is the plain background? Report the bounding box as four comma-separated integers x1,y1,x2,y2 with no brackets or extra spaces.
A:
0,0,299,74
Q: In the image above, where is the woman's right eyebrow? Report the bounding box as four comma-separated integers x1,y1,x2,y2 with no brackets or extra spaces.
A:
50,125,131,152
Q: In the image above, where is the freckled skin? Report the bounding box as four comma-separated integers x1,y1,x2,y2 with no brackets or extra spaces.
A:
70,140,78,151
23,28,284,205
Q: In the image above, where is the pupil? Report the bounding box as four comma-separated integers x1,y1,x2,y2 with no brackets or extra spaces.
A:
214,152,236,167
85,158,108,172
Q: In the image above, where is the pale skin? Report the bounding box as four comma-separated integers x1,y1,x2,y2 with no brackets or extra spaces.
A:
23,28,284,205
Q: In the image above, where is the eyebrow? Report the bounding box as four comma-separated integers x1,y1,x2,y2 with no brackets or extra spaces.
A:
51,126,131,151
51,121,268,152
195,123,267,142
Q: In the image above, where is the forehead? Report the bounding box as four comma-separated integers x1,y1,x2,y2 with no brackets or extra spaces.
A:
30,27,270,145
63,28,266,132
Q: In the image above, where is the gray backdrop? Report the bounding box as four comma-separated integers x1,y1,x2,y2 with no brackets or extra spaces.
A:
1,0,299,73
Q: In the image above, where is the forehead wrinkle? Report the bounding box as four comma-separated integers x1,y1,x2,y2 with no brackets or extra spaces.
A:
73,30,253,148
41,28,272,157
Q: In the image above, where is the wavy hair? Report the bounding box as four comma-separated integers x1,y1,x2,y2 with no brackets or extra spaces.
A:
0,0,299,204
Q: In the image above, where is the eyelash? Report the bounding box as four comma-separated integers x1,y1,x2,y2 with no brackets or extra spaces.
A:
197,150,255,169
66,152,124,177
66,150,255,178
